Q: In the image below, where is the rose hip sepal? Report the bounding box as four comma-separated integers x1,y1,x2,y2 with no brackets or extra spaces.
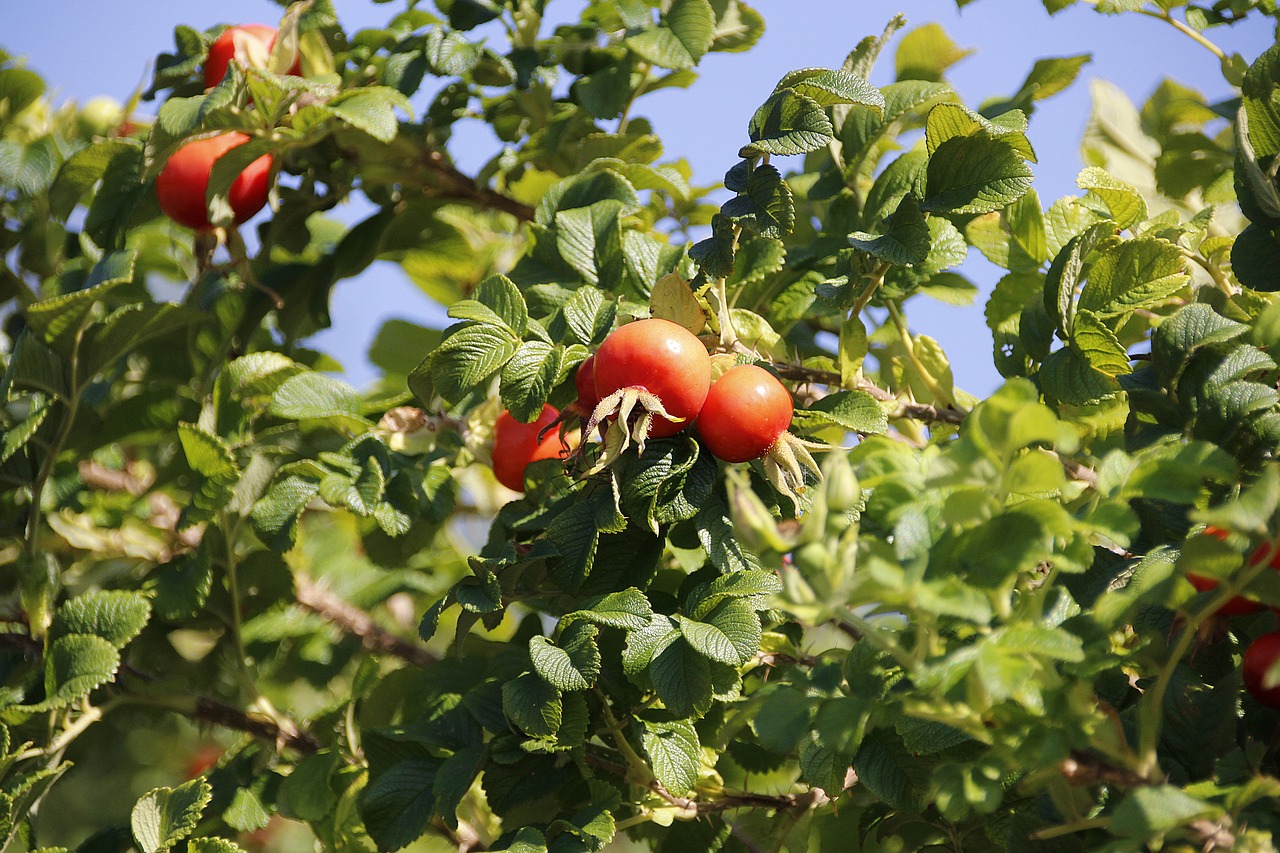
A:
696,363,823,503
583,318,711,471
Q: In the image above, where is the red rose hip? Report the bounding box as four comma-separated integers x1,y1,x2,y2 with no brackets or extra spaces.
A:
697,364,793,462
156,133,272,231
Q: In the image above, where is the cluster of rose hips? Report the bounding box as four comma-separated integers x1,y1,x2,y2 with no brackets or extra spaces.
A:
492,318,799,493
155,24,298,232
1188,526,1280,709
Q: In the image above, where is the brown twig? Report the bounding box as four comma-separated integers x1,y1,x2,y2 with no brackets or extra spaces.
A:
421,150,535,222
294,573,438,668
193,696,320,754
769,363,966,426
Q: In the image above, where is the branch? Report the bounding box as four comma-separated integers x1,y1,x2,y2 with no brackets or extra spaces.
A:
653,782,829,816
193,696,320,754
421,150,535,222
584,750,830,817
768,363,966,426
294,574,438,668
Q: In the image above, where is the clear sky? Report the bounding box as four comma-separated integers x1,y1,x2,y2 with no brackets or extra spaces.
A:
6,1,1275,395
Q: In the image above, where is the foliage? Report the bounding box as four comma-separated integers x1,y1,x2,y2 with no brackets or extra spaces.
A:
3,1,1280,851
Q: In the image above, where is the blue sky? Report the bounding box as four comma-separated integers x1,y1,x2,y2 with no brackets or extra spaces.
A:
7,1,1275,394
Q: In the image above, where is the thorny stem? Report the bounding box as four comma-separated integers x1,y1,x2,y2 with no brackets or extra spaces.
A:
219,512,260,705
885,300,955,409
1143,7,1228,61
594,688,655,785
833,609,916,672
1182,247,1235,296
617,62,651,135
420,149,535,222
14,698,110,762
295,573,438,668
1029,816,1111,841
1078,0,1227,61
711,276,739,349
849,261,892,320
24,320,87,558
769,362,965,425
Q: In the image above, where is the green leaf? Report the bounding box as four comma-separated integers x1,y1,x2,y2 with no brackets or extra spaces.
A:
649,638,713,717
710,0,764,53
45,634,120,708
853,732,925,813
1071,309,1131,376
641,719,700,795
1078,236,1189,317
1038,347,1121,406
410,322,519,405
745,88,834,157
3,332,66,399
462,274,529,337
147,546,213,622
250,476,320,551
1076,166,1146,229
583,158,691,200
921,135,1033,215
131,778,212,853
721,164,794,238
178,423,241,526
25,251,137,355
488,827,548,853
850,194,930,265
774,68,883,110
689,214,737,279
328,87,413,142
697,491,762,574
796,390,889,435
81,303,204,380
618,438,701,533
625,0,715,70
925,103,1035,163
1152,303,1247,387
0,67,46,117
1233,224,1280,291
50,139,142,220
503,672,563,738
1,396,51,465
433,745,485,831
754,686,814,754
0,136,58,196
1044,222,1116,333
530,622,601,692
50,591,150,649
895,22,973,83
678,599,760,666
560,286,616,347
360,760,438,852
269,372,362,421
1109,786,1216,838
864,149,929,224
569,589,655,630
575,59,634,120
842,81,952,179
500,341,564,423
556,199,627,287
224,784,270,832
688,570,783,619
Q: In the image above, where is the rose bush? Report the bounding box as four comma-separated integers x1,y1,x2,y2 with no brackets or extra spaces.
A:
3,1,1280,851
